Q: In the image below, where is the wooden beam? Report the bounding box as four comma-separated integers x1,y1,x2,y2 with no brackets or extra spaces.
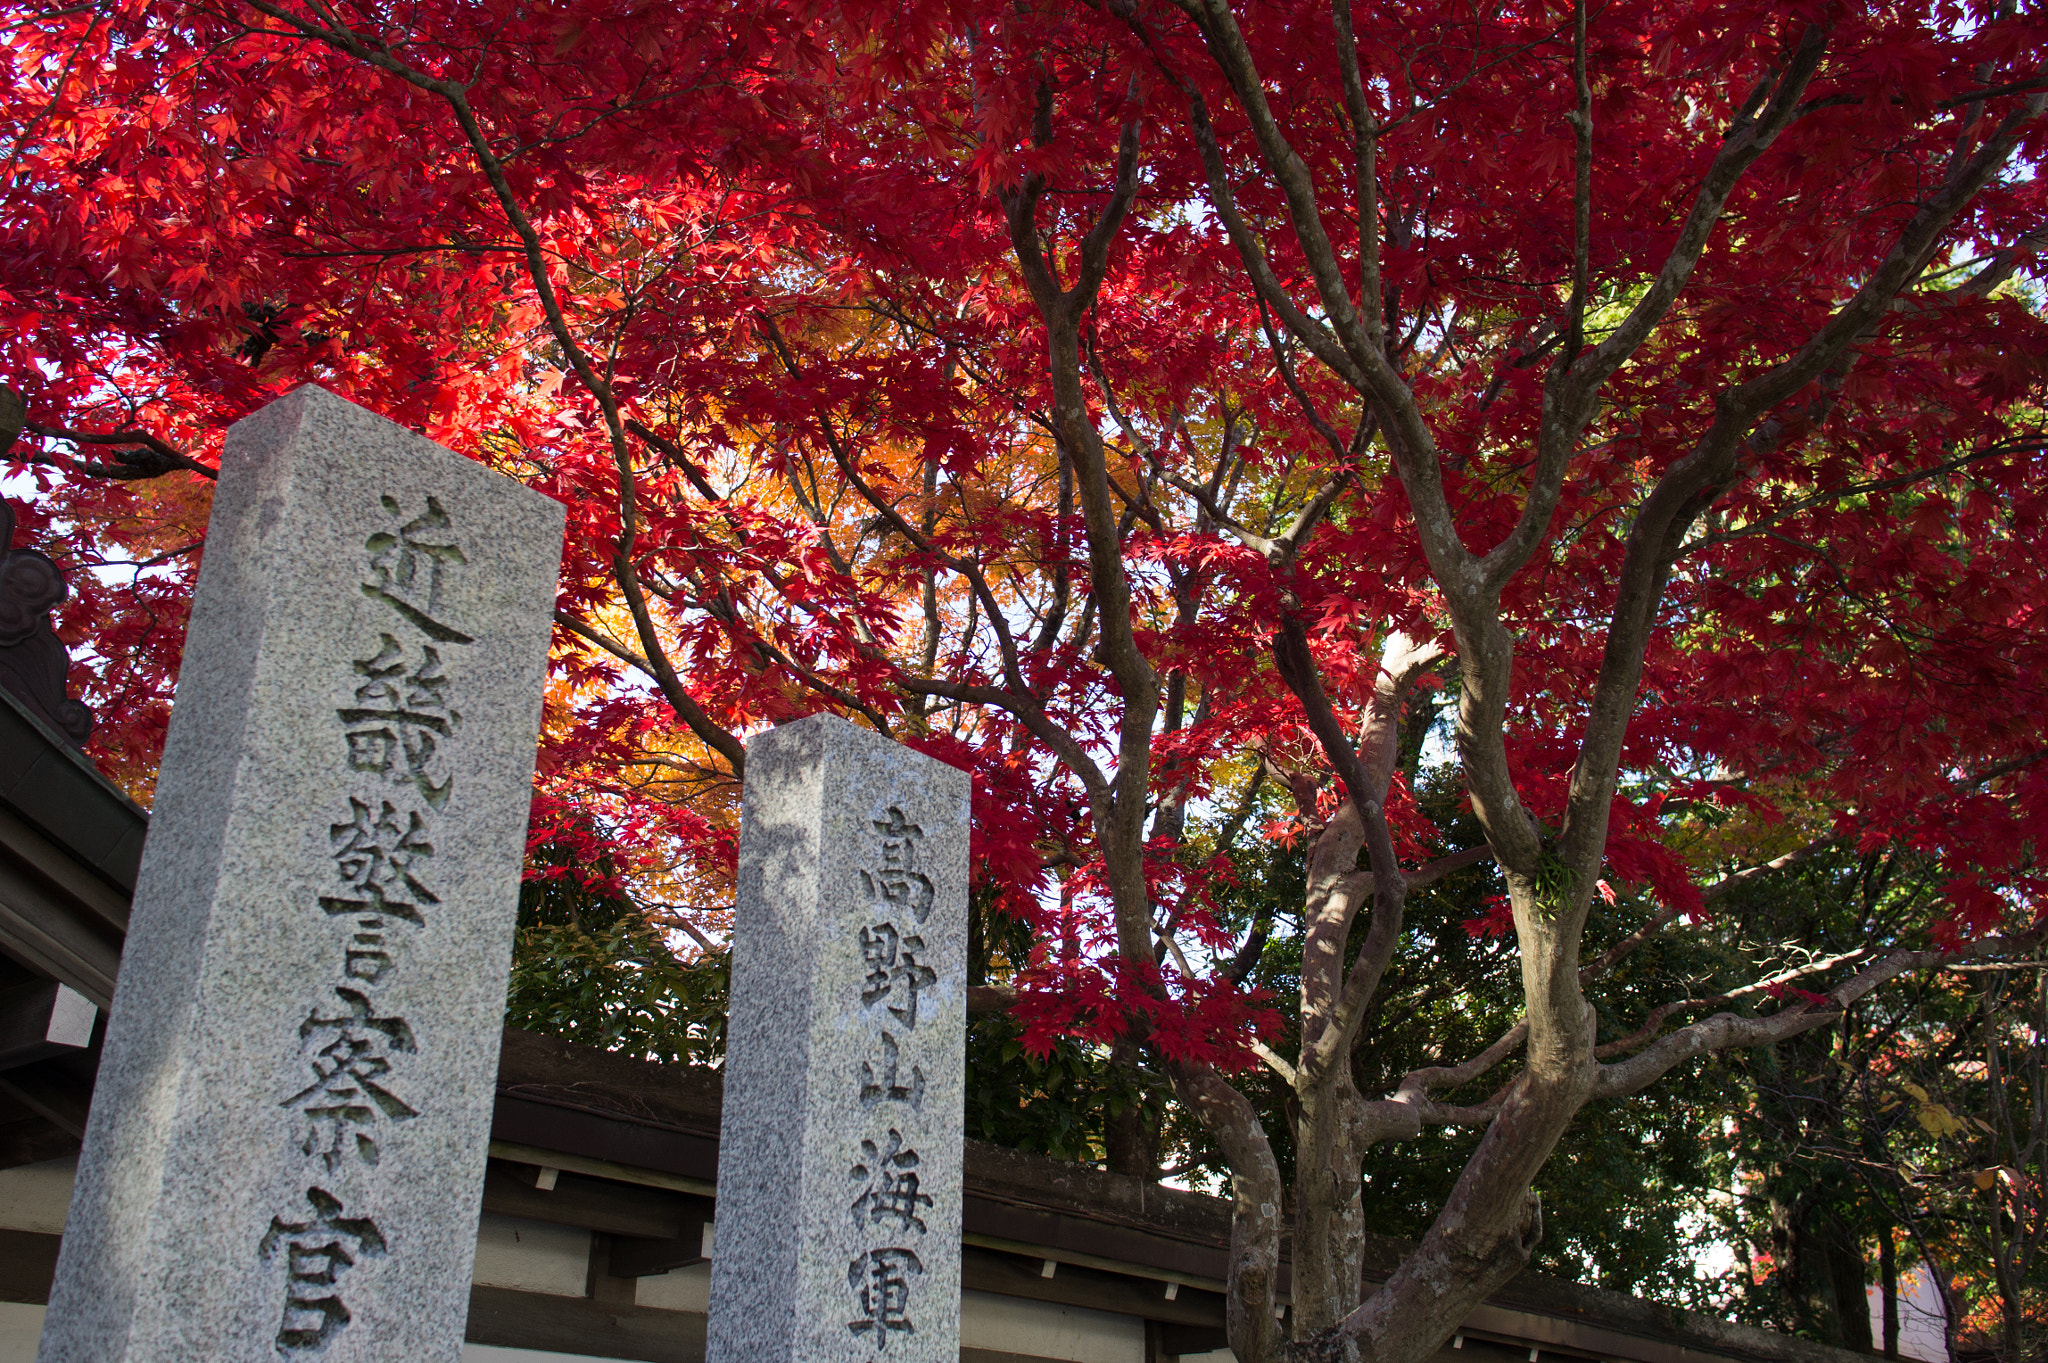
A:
0,1063,89,1138
587,1234,641,1305
0,688,146,897
962,1246,1227,1330
492,1092,720,1184
0,1228,58,1305
464,1284,706,1363
0,822,123,1010
1158,1321,1231,1356
0,1114,79,1170
964,1194,1228,1287
480,1161,689,1240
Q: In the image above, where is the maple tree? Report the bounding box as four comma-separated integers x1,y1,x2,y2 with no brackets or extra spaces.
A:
4,0,2047,1356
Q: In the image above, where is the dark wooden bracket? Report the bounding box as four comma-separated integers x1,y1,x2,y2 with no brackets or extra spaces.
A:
608,1199,713,1278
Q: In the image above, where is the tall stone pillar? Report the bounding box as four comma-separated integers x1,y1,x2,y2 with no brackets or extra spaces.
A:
39,386,563,1362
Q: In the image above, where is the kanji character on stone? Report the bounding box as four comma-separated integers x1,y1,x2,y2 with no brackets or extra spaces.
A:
330,796,438,904
361,494,474,645
317,884,425,926
340,635,457,809
860,922,936,1030
850,1128,931,1235
286,987,418,1170
860,1030,925,1109
846,1246,922,1351
259,1186,386,1354
860,807,935,923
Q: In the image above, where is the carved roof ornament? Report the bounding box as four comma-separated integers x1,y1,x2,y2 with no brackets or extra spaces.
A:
0,499,94,747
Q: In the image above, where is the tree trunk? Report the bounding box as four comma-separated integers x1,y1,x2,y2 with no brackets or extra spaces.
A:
1770,1192,1871,1350
1105,1038,1161,1179
1770,1192,1828,1340
1290,1075,1368,1338
1825,1219,1873,1353
1880,1227,1899,1359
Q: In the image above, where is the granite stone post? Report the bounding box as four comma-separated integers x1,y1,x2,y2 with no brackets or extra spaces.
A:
38,386,564,1363
707,714,971,1363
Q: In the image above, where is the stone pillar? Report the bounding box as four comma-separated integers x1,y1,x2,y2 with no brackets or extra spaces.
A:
39,386,564,1362
707,714,971,1363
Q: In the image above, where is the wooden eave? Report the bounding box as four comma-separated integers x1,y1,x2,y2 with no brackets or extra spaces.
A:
0,687,141,1010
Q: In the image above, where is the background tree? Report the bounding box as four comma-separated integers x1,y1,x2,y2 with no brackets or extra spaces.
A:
506,798,730,1064
1880,968,2048,1363
1710,845,2048,1360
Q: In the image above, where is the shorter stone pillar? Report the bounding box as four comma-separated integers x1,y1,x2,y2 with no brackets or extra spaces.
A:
707,714,971,1363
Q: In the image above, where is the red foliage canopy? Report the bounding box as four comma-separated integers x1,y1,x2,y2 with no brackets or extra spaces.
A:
5,0,2045,1027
